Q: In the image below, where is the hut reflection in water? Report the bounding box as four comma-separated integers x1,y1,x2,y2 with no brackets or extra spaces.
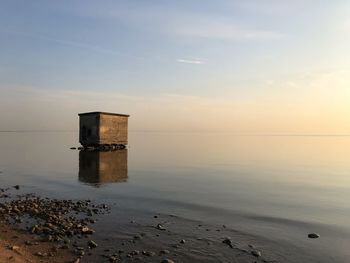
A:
79,149,128,186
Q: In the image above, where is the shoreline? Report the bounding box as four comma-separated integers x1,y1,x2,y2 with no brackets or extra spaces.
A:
1,186,279,263
0,215,270,263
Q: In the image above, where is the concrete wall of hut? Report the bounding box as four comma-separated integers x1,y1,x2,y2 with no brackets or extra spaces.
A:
99,115,128,145
79,114,99,146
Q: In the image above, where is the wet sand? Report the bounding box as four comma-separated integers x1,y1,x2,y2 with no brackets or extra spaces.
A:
0,224,73,263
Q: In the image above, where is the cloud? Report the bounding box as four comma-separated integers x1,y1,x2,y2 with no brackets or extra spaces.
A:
172,19,284,41
75,4,283,41
0,30,143,60
234,0,307,15
176,59,206,64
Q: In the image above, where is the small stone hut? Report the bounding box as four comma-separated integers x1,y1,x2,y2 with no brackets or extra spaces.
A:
78,112,130,147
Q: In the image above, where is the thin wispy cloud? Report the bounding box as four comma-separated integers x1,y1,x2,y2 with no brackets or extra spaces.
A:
176,59,206,65
176,23,283,40
0,29,143,60
234,0,306,15
75,5,284,41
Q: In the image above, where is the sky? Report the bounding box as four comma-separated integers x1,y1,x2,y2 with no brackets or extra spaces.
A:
0,0,350,133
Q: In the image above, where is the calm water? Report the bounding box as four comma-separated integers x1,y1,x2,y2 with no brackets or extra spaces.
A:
1,132,350,262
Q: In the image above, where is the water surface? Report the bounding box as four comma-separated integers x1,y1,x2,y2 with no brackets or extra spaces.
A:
1,132,350,262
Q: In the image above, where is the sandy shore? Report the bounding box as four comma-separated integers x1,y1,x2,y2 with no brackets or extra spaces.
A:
0,224,74,263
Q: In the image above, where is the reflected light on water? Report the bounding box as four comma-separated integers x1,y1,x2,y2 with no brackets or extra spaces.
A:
79,149,128,186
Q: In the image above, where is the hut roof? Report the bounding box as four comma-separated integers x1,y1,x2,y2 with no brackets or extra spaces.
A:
78,112,130,117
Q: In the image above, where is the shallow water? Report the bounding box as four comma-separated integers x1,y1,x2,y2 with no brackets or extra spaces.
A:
1,132,350,262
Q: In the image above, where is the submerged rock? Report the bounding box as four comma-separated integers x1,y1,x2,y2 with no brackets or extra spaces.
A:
88,240,98,248
222,237,233,248
142,250,156,257
251,250,261,257
308,233,320,239
156,224,166,231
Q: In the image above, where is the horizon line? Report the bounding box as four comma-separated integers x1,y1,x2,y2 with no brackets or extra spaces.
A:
1,130,350,136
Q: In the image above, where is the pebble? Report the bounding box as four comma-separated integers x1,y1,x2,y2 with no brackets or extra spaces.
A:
180,239,186,244
133,234,142,240
108,256,118,262
10,245,20,251
88,240,98,248
59,244,69,249
308,233,320,239
159,249,170,255
161,259,175,263
81,226,94,234
142,250,156,256
222,237,233,248
251,250,261,257
35,252,47,257
156,224,166,231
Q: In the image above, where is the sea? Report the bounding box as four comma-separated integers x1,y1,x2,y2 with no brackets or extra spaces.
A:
1,131,350,262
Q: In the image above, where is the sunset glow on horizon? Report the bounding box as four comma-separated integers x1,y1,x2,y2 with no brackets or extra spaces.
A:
1,0,349,133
